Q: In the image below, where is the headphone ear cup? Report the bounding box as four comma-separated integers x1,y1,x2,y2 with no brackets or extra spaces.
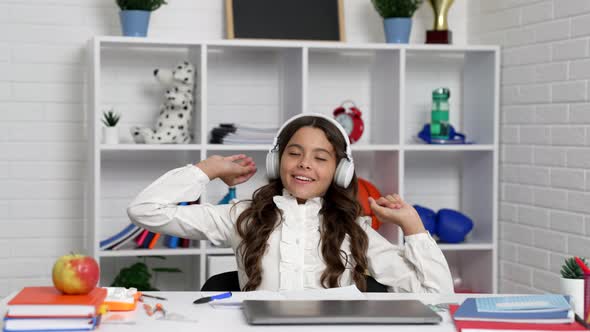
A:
266,151,280,180
334,159,354,188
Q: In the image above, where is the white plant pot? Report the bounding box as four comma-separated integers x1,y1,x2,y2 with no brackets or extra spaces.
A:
560,277,584,317
102,127,119,144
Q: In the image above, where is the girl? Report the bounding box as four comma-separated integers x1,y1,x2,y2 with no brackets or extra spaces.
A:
127,114,454,293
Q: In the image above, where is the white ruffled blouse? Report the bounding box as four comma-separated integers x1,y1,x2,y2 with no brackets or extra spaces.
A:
127,165,454,293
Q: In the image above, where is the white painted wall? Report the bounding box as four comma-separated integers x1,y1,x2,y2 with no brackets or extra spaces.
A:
0,0,469,297
468,0,590,293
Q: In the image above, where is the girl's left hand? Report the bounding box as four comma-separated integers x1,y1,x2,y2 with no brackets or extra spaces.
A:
368,194,426,236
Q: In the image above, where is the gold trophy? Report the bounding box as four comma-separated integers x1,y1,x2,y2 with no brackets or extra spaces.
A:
426,0,454,44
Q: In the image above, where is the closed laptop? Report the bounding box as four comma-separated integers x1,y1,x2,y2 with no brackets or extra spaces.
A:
242,299,442,325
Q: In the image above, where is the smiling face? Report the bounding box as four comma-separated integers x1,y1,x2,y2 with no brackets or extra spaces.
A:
279,126,338,204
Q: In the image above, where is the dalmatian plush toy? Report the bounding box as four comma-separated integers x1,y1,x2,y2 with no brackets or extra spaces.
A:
131,61,195,144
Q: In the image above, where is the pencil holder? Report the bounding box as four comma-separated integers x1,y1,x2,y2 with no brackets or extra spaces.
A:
584,273,590,322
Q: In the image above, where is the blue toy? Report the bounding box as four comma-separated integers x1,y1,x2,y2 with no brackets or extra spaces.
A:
418,123,470,144
436,209,474,243
414,205,437,235
414,205,474,243
218,187,237,204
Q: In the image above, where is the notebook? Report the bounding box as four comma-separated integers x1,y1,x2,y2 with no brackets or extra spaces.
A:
3,316,99,332
242,300,442,325
453,298,573,323
6,287,107,318
450,305,586,332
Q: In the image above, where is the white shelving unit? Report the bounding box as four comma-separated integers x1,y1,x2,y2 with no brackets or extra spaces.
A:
88,36,499,292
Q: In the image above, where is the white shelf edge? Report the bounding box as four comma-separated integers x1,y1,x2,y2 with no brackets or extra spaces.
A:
100,144,203,151
205,144,401,151
206,144,270,151
403,144,494,151
94,36,499,52
352,144,400,151
98,248,202,257
206,248,234,255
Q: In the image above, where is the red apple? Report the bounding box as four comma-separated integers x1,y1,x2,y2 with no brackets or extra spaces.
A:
52,253,100,295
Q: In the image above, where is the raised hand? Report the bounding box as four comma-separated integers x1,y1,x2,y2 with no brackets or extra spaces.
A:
196,154,257,187
368,194,426,236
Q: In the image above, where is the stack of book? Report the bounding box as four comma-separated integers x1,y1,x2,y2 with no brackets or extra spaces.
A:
100,225,193,250
450,294,587,331
209,123,277,145
4,287,107,332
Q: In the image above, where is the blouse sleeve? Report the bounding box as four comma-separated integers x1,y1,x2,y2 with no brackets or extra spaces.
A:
126,165,241,247
362,218,455,294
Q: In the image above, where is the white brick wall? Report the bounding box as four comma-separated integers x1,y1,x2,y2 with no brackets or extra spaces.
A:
470,0,590,293
0,0,468,297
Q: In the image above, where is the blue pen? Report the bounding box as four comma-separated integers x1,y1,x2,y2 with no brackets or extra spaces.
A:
193,291,232,304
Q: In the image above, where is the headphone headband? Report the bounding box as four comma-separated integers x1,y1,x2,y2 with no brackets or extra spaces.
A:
269,113,353,162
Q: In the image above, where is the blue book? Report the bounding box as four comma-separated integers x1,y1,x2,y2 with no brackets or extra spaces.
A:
142,232,155,249
165,235,179,248
476,295,571,313
454,298,573,323
99,224,139,249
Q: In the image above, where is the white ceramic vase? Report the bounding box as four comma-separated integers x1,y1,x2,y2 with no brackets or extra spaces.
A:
103,126,119,144
560,277,584,317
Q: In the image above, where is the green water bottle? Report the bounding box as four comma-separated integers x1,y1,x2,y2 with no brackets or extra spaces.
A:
430,88,451,140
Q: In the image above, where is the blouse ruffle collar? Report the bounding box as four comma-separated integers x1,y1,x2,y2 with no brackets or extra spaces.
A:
272,189,323,290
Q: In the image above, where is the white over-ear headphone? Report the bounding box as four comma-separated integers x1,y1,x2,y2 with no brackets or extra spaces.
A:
266,113,355,188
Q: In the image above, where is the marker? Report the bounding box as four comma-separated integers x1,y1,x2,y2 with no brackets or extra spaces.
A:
193,291,232,304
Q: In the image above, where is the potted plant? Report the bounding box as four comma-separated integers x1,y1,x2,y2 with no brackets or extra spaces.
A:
371,0,424,44
560,256,587,317
102,109,121,144
110,256,182,291
116,0,168,37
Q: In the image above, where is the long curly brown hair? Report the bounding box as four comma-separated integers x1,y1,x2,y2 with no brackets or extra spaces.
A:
235,116,369,291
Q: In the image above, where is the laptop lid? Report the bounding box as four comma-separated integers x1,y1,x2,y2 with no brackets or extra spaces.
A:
242,300,442,325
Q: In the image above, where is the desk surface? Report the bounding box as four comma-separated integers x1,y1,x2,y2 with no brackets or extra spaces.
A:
1,291,471,332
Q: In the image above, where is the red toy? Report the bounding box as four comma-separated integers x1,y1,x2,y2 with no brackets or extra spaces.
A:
357,177,382,230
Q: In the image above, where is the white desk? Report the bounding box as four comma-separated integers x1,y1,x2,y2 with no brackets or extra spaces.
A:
1,291,470,332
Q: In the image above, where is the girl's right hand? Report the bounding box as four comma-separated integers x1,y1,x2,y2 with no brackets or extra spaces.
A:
196,154,257,186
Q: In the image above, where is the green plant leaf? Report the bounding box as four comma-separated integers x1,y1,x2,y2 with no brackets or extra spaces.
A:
371,0,424,18
116,0,168,11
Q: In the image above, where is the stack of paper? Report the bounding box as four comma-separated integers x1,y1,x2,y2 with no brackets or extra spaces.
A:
4,287,107,331
209,123,278,145
450,295,587,332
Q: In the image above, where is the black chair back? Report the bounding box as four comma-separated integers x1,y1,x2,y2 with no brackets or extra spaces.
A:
200,271,388,292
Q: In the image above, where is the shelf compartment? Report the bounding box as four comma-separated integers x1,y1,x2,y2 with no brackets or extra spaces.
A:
206,45,304,143
352,150,400,244
404,150,495,244
307,48,401,145
99,44,203,145
444,250,495,293
99,255,201,291
404,49,497,145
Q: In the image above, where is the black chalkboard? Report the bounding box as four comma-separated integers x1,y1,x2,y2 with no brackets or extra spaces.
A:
226,0,345,41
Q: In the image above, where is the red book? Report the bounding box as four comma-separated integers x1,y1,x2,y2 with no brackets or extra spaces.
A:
134,229,150,246
450,305,587,331
6,286,107,318
180,238,191,248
